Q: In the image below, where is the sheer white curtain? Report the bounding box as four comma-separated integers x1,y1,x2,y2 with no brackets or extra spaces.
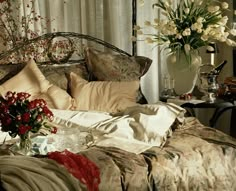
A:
136,1,161,103
20,0,133,53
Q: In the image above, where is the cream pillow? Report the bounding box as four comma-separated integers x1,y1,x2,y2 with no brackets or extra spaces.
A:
69,72,139,113
0,59,73,110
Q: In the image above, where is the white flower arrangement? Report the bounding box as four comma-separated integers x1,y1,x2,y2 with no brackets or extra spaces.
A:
134,0,236,56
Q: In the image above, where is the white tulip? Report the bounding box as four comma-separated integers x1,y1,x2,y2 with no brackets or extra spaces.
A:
226,38,234,46
208,6,220,13
182,28,191,36
176,33,182,39
219,16,228,26
201,35,208,41
197,17,204,23
184,8,190,14
221,2,229,9
197,28,203,33
230,29,236,36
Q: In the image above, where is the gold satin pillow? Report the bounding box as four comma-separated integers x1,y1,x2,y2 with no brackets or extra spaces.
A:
0,59,73,110
69,72,139,113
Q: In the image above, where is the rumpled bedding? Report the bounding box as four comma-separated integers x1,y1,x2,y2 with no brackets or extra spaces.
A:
0,155,86,191
0,104,236,191
51,102,186,154
143,118,236,191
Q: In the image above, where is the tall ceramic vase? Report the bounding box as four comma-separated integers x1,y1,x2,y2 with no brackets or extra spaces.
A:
166,50,202,95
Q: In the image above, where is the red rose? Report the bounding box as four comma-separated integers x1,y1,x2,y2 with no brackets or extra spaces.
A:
43,106,53,117
51,127,57,134
36,115,42,122
18,125,29,135
22,113,31,123
1,116,12,126
5,91,13,98
28,101,36,109
0,105,9,113
17,92,31,101
7,97,16,105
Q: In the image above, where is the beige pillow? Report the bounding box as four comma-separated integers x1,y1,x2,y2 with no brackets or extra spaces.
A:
69,72,139,113
0,59,73,110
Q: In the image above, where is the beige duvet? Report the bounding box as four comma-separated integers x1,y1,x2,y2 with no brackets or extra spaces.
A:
0,104,236,191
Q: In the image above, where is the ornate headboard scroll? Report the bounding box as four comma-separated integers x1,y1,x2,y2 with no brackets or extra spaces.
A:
0,32,152,105
0,32,132,65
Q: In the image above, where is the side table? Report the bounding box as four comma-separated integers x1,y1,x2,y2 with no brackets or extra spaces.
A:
167,98,236,128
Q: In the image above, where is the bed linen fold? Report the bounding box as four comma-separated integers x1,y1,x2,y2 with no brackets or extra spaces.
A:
51,103,186,154
0,155,86,191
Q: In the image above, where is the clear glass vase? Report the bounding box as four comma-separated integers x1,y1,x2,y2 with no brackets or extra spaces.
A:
18,134,32,155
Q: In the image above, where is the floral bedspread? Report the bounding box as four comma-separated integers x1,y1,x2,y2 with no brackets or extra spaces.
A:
79,118,236,191
0,118,236,191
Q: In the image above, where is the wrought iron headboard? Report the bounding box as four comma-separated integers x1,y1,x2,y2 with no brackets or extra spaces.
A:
0,32,132,65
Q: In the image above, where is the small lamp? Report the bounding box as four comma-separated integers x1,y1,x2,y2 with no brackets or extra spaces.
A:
206,42,219,66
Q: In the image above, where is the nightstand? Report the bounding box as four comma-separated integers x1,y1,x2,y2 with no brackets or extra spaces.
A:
167,98,236,128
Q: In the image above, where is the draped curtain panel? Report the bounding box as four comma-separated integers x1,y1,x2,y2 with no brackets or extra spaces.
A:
136,1,160,103
19,0,133,54
18,0,160,103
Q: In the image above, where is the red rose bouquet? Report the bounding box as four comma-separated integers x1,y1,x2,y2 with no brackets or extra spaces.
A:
0,91,56,150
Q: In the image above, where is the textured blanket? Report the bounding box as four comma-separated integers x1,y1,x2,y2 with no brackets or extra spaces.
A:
0,155,86,191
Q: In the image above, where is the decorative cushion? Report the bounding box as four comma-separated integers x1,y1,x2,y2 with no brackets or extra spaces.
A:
0,59,73,110
39,62,89,90
69,72,139,113
85,47,152,81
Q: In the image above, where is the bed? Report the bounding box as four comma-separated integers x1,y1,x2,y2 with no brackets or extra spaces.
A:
0,32,236,191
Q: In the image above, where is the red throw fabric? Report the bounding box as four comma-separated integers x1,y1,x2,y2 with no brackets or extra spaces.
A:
48,150,100,191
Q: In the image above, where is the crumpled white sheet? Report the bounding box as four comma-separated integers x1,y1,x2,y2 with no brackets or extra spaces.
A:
51,102,186,154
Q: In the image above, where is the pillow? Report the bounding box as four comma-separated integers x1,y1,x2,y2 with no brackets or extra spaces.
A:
0,59,73,110
85,47,152,81
39,62,89,90
69,72,139,113
0,62,89,91
84,47,152,104
0,63,27,84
